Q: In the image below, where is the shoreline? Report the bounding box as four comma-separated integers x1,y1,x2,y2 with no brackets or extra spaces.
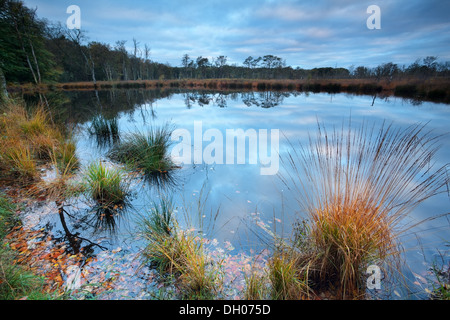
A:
6,77,450,104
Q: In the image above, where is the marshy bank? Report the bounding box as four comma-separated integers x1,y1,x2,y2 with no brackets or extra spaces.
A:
1,89,449,300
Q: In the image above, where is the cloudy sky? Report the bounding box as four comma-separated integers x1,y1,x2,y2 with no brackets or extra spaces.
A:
24,0,450,68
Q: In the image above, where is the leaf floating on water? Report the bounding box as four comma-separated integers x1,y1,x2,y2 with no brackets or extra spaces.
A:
412,272,427,284
393,290,401,297
112,247,122,254
224,241,235,251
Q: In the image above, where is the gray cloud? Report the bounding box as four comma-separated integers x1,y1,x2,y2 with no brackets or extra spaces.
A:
25,0,450,68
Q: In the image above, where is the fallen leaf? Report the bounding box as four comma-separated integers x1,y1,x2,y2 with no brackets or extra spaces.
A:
412,272,427,284
112,247,122,254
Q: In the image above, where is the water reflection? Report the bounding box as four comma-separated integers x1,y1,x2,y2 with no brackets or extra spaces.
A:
23,88,168,124
19,87,450,299
87,203,130,236
140,169,180,192
88,114,121,148
20,87,445,129
181,90,291,109
51,173,180,252
242,91,291,108
21,88,411,127
55,204,108,256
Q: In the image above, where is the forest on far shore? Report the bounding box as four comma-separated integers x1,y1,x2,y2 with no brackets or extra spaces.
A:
1,0,450,88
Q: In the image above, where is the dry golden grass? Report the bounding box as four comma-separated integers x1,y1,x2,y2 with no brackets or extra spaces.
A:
27,145,82,202
0,100,77,186
140,227,221,299
268,248,312,300
138,198,222,299
244,271,268,300
280,119,449,298
2,143,37,182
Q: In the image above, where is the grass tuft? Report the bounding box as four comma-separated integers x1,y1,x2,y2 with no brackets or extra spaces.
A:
0,247,53,300
139,197,221,299
108,124,175,176
55,139,79,174
83,161,130,206
280,118,448,298
244,270,268,300
268,249,309,300
0,101,76,184
3,143,37,182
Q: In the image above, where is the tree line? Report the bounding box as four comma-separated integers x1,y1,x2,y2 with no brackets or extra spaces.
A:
1,0,449,87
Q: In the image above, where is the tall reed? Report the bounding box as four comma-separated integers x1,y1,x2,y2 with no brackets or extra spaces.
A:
280,119,448,298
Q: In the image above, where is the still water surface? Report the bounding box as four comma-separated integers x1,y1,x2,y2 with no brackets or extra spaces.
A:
25,89,450,298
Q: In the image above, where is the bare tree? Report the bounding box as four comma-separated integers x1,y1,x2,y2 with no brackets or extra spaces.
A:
144,44,151,79
66,29,97,85
181,54,191,68
115,40,128,80
132,38,141,80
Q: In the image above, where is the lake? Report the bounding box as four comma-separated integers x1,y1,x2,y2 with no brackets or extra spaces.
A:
22,88,450,299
